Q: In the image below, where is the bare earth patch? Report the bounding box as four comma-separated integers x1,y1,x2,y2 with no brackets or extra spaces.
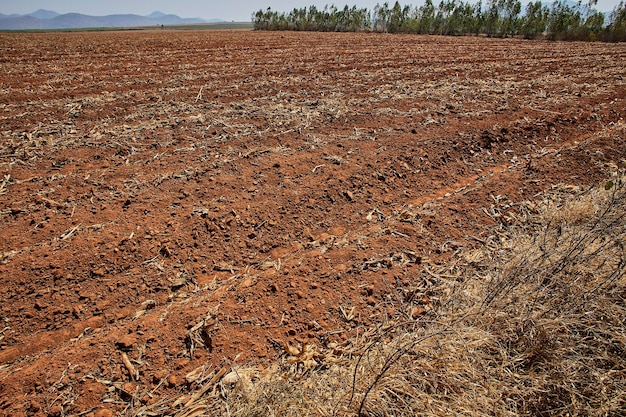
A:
0,30,625,416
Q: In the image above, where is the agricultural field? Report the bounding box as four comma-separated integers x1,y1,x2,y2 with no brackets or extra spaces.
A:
0,30,625,416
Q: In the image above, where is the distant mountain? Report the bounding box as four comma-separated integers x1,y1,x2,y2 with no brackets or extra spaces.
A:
147,11,167,19
0,10,210,30
28,9,59,19
0,15,44,30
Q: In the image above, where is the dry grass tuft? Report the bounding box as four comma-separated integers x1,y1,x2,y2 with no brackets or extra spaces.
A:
135,174,626,416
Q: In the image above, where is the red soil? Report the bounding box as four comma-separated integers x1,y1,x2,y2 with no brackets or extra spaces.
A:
0,30,624,416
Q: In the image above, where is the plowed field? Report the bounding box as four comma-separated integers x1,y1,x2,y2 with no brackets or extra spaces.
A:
1,30,625,416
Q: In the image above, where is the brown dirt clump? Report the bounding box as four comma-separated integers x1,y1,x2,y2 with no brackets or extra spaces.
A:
0,30,625,415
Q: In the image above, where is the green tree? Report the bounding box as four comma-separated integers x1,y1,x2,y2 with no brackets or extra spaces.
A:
419,0,437,33
373,2,391,32
605,1,626,40
252,1,621,41
500,0,522,36
547,0,582,40
471,0,484,34
454,2,478,35
521,1,549,38
484,0,501,36
388,1,411,32
252,8,268,30
434,0,455,34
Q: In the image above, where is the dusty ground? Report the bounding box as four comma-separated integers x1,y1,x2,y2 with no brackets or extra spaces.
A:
0,30,625,416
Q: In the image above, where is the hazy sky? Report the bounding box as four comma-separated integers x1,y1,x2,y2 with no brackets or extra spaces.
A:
0,0,622,22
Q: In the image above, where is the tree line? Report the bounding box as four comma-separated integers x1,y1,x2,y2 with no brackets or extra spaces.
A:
252,0,626,41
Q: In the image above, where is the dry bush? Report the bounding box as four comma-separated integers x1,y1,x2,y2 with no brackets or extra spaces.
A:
135,174,625,417
473,175,626,416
